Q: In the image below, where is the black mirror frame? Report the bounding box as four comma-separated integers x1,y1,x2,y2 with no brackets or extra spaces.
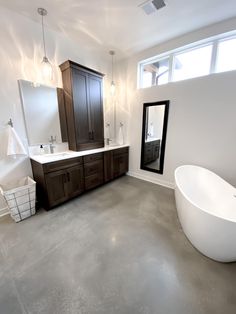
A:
140,100,169,175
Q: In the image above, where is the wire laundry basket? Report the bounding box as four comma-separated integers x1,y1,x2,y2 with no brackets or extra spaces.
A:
0,177,36,222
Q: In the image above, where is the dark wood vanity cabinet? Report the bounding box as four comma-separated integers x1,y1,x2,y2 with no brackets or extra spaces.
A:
104,147,129,182
31,157,84,210
31,147,129,210
59,60,104,151
113,147,129,178
144,140,160,164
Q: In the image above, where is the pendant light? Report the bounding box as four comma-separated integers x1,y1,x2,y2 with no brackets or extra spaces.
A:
109,50,115,95
37,8,53,81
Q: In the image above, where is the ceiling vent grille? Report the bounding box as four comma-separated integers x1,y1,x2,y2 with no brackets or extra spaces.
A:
139,0,166,15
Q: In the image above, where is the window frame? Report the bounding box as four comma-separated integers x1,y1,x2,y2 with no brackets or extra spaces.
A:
138,54,170,88
215,34,236,74
138,30,236,89
172,42,214,82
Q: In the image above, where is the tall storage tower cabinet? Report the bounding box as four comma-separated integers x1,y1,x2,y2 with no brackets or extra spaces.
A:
59,60,104,151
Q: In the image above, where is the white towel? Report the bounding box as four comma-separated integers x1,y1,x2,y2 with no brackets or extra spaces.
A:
149,123,154,137
117,125,124,146
0,126,27,159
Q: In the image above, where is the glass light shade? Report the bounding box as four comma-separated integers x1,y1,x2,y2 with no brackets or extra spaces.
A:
41,56,53,81
111,80,115,95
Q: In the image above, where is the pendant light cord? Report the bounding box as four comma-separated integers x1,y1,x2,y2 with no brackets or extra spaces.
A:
109,51,115,83
41,14,47,57
111,54,114,82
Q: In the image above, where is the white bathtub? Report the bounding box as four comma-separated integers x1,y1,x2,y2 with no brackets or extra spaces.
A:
174,165,236,262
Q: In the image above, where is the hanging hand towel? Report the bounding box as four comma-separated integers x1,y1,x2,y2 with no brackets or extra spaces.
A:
117,124,124,146
7,126,27,156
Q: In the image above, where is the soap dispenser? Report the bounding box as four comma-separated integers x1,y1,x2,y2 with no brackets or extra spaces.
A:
39,144,44,155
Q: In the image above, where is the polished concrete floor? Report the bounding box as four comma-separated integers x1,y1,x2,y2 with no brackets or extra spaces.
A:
0,176,236,314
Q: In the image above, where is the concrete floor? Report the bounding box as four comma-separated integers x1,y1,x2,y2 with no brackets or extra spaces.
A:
0,176,236,314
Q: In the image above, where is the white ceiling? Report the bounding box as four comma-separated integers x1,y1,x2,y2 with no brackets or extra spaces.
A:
1,0,236,58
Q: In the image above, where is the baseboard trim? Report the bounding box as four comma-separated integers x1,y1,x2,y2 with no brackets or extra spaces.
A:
0,207,9,218
128,171,174,189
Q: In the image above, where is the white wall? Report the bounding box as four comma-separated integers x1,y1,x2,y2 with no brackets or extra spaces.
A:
122,17,236,188
0,7,112,212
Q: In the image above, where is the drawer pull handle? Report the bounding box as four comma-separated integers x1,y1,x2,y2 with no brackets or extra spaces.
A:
67,173,70,182
63,173,67,183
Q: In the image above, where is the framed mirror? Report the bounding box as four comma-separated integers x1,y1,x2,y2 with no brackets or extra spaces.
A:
141,100,169,174
18,80,68,146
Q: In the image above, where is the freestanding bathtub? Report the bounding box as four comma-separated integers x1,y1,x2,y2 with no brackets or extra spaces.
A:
174,165,236,262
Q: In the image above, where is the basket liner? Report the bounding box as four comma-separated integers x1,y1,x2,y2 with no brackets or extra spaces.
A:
0,177,35,195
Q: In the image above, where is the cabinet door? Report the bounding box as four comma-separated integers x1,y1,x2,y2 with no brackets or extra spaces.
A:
104,151,113,182
45,170,68,207
72,69,91,144
113,154,129,178
88,75,104,142
66,165,84,198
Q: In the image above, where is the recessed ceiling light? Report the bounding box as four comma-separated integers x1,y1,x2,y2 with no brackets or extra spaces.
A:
139,0,166,15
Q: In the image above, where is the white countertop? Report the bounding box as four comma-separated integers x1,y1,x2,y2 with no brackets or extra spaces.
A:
30,144,129,164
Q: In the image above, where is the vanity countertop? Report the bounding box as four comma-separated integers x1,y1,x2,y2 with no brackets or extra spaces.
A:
30,144,129,164
145,137,160,143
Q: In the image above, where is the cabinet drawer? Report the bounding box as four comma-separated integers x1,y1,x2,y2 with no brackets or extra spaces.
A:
43,157,83,173
85,172,104,190
83,153,103,164
84,160,103,177
145,142,152,148
113,147,129,156
145,147,153,153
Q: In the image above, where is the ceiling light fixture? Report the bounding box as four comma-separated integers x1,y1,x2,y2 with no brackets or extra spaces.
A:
109,50,115,95
37,8,53,81
139,0,166,15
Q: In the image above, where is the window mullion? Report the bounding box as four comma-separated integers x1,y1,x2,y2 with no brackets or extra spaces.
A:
210,41,218,74
168,54,174,82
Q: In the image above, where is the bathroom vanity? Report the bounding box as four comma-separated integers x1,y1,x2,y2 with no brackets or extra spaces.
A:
30,146,129,210
19,59,128,211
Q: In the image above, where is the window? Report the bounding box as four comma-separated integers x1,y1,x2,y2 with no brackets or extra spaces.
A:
216,37,236,73
138,30,236,89
173,45,212,82
140,57,169,88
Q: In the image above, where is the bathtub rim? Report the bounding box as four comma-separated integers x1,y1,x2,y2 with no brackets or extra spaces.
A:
174,165,236,224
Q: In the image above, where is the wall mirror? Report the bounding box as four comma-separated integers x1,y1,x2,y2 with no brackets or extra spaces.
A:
141,100,169,174
18,80,68,146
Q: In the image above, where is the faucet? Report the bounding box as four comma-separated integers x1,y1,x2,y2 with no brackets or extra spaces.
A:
105,122,112,146
49,135,56,154
106,138,112,146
